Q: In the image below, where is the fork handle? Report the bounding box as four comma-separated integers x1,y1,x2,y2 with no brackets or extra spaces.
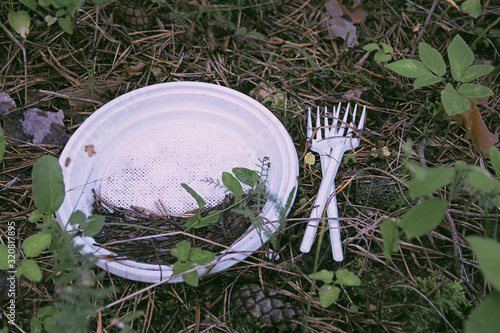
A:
319,155,343,261
300,145,346,253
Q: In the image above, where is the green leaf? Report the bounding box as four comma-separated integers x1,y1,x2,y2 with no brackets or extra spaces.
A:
83,215,105,237
362,43,380,51
32,155,65,214
467,236,500,291
22,233,52,257
465,168,499,193
413,73,443,89
380,43,393,53
187,210,221,229
441,83,471,116
181,183,206,209
0,244,16,270
0,125,4,162
38,0,52,6
232,167,260,188
190,247,216,265
419,42,446,76
28,210,44,222
457,83,494,99
461,0,482,18
380,219,399,261
57,15,73,34
67,210,86,226
399,199,448,239
335,269,361,286
308,269,334,284
17,259,42,281
489,147,500,175
448,35,474,82
318,285,341,308
385,59,432,78
171,240,191,262
465,293,500,333
407,166,455,198
222,172,243,197
374,52,392,63
20,0,37,10
8,10,31,38
349,304,359,313
173,261,198,286
461,64,494,82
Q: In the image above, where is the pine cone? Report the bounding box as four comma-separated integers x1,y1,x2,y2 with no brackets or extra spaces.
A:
117,4,151,31
230,283,302,332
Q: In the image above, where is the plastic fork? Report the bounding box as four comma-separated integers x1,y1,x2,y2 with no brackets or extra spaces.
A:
301,103,366,257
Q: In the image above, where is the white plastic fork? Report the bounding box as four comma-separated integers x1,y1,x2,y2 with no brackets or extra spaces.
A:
305,106,348,261
301,103,366,256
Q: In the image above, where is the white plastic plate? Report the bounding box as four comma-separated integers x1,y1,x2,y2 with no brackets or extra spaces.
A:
56,82,298,283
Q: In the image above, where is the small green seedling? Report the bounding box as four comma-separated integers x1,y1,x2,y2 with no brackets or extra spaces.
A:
181,166,261,230
386,34,494,116
171,240,216,287
363,42,393,62
8,0,111,36
308,268,361,308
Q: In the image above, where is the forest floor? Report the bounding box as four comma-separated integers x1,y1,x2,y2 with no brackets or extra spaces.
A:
0,0,499,332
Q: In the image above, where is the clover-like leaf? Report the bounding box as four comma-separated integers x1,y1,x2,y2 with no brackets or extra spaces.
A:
441,83,471,116
190,247,216,266
457,83,494,99
318,285,341,308
362,43,380,52
8,10,31,38
461,64,494,82
374,52,392,63
419,42,446,77
173,261,198,286
448,35,474,82
57,15,73,34
308,269,334,284
461,0,482,18
171,240,191,262
413,73,442,89
386,59,431,78
335,269,361,286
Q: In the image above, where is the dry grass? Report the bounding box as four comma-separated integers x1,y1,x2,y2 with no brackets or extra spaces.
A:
1,0,499,332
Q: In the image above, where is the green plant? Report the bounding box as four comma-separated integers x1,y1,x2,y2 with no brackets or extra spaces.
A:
8,0,111,36
363,42,393,62
380,146,500,333
171,240,216,287
308,268,361,308
385,34,494,116
0,155,137,332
